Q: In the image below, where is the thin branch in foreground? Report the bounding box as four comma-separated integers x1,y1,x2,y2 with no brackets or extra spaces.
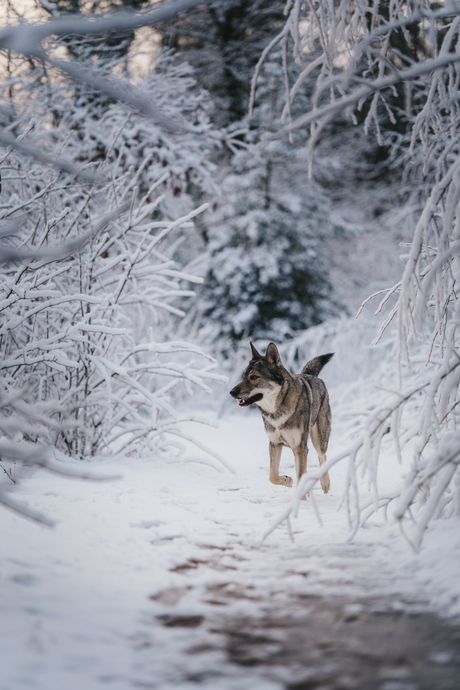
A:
0,490,55,526
0,462,16,484
0,0,207,54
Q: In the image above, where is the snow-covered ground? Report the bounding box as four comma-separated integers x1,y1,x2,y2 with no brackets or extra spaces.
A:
1,317,460,689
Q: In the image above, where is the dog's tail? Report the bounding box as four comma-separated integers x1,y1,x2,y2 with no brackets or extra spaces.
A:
302,353,334,377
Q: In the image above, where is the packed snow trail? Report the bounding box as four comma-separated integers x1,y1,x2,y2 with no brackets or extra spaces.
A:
1,409,460,690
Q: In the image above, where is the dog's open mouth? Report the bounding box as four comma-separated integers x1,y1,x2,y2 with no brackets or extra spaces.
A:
238,393,263,407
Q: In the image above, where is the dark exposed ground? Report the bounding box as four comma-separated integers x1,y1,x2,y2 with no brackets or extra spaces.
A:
222,599,460,689
158,593,460,689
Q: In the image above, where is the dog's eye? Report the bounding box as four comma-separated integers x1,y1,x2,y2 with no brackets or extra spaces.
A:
249,375,258,382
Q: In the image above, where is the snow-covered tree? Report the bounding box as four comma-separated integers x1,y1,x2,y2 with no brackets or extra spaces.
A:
201,143,337,342
0,2,232,521
167,36,346,347
255,0,460,547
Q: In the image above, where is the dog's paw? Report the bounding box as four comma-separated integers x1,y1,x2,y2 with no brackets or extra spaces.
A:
320,472,330,494
282,475,293,488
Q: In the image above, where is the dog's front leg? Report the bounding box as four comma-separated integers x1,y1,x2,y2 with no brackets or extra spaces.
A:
269,442,292,487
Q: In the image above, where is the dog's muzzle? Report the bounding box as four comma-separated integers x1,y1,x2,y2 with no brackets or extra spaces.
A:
229,386,263,407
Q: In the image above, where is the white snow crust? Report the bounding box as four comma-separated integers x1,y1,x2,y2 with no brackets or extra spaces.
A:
1,316,460,689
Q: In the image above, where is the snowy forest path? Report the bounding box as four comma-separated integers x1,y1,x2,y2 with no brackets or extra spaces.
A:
1,414,460,689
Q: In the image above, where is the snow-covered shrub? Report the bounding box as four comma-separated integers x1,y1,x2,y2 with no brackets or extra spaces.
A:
0,132,223,462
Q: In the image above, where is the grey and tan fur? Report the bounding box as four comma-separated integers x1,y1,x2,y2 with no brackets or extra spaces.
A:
230,342,333,496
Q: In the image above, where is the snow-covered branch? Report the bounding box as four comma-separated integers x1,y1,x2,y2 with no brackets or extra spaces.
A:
0,0,204,55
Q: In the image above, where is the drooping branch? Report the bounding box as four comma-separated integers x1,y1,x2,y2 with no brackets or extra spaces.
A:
0,0,206,56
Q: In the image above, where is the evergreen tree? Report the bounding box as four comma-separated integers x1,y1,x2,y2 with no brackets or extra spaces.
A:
190,45,344,345
201,143,338,342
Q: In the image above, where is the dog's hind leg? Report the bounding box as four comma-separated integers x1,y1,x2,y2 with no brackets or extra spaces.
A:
310,422,331,494
294,446,307,484
294,446,308,500
269,442,292,487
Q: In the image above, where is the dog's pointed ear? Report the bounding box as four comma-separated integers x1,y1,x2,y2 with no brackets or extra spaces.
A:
250,342,262,360
266,342,281,367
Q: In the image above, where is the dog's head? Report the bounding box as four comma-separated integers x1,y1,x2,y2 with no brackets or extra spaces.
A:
229,342,284,407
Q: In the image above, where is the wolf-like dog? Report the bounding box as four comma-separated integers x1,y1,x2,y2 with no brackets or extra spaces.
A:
230,342,333,495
